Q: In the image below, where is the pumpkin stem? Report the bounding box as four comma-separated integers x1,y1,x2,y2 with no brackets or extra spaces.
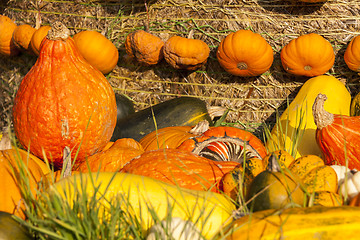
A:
189,120,209,135
312,93,334,130
304,65,312,71
266,153,282,172
62,146,72,178
237,62,248,70
47,21,70,41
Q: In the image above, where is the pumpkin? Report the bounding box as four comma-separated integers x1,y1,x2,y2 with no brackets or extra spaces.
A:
125,30,164,65
177,126,268,162
30,25,51,55
0,211,34,240
349,192,360,206
280,33,335,76
0,148,50,219
350,91,360,116
266,75,351,159
120,148,239,192
139,120,209,151
73,30,119,74
216,29,273,77
339,171,360,200
163,35,210,70
313,93,360,170
76,138,144,172
49,172,235,239
223,206,360,240
12,22,117,170
0,15,20,56
310,191,343,207
344,35,360,72
11,24,36,53
111,96,212,142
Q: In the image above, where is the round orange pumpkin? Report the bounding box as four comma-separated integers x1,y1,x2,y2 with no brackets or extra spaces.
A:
344,35,360,72
30,25,51,55
280,33,335,77
0,148,50,219
125,30,164,65
12,22,117,170
163,35,210,70
73,30,119,74
0,15,20,56
12,24,36,53
216,29,273,77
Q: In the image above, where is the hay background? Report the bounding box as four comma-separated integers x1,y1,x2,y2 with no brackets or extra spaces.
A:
1,0,360,137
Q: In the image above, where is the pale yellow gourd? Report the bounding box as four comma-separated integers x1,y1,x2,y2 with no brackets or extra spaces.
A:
47,172,235,239
266,75,351,159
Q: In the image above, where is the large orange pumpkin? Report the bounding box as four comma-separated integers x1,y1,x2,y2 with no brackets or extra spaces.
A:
12,22,117,170
280,33,335,77
216,29,273,77
0,15,20,56
0,148,50,219
120,148,239,192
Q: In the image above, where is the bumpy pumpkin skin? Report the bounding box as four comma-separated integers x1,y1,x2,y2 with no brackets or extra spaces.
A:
280,33,335,77
12,24,36,53
216,29,273,77
344,35,360,72
12,22,117,169
30,25,51,55
73,30,119,74
125,30,164,65
0,15,20,56
163,36,210,70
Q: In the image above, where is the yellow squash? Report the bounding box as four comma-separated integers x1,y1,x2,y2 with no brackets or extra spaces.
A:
47,172,235,239
266,75,351,159
224,206,360,239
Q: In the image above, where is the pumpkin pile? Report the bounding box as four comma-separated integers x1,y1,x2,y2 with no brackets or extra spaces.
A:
2,12,360,240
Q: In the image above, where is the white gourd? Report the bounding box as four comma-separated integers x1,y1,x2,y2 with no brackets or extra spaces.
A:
339,171,360,199
330,165,354,187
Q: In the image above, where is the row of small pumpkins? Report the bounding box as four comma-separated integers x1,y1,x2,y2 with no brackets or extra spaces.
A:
2,14,360,79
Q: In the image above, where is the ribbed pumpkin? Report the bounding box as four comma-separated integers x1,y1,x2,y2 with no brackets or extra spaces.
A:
12,22,117,170
76,138,144,172
344,35,360,72
0,148,50,219
280,33,335,77
120,148,239,192
125,30,164,65
163,35,210,70
12,24,36,53
0,15,20,56
216,29,273,77
30,25,51,55
73,30,119,74
313,93,360,170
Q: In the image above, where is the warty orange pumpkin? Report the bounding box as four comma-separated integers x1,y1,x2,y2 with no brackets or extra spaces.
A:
12,21,117,170
280,33,335,77
0,15,20,56
216,29,274,77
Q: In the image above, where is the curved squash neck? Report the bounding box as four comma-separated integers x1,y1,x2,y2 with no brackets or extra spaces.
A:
312,93,334,130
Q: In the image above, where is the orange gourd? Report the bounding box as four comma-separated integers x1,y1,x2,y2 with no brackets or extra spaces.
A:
280,33,335,77
344,35,360,72
163,35,210,70
76,138,144,172
73,30,119,74
0,148,50,219
12,22,117,170
120,148,239,192
0,15,20,56
30,25,51,55
349,193,360,207
125,30,164,65
216,29,273,77
12,24,36,53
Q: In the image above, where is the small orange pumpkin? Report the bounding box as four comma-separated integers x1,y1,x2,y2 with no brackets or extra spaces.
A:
0,15,20,56
76,138,144,172
125,30,164,65
163,35,210,70
280,33,335,77
73,30,119,74
216,29,273,77
12,24,36,53
344,35,360,72
30,25,51,55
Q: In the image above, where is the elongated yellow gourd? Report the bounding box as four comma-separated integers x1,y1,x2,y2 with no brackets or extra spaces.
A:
225,206,360,239
266,75,351,159
47,172,235,239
